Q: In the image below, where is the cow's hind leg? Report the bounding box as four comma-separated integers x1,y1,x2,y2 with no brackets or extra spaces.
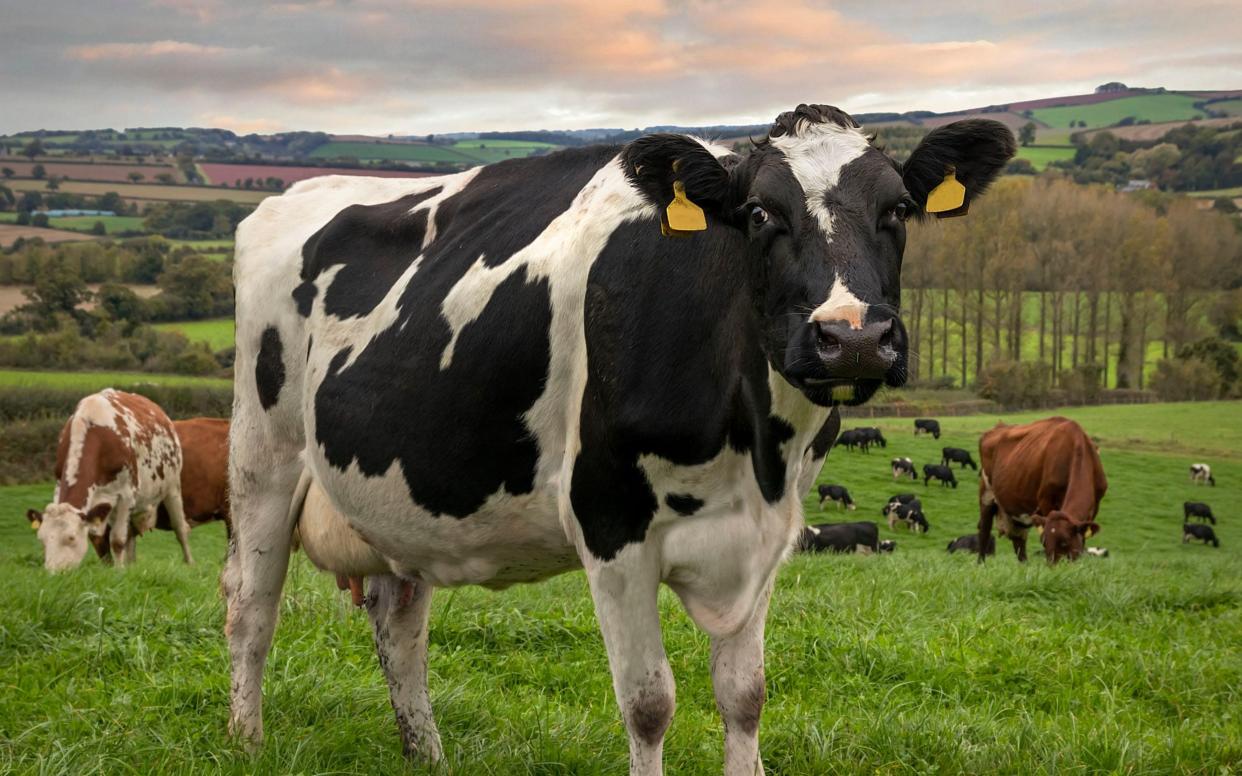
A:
162,487,194,565
223,456,301,748
586,554,673,776
366,575,442,763
710,579,772,776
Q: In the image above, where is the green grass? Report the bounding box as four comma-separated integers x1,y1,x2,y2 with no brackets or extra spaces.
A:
1033,94,1207,129
2,402,1241,773
1015,145,1076,170
0,213,147,234
0,368,230,390
152,319,235,351
1209,98,1242,117
310,141,481,164
1187,186,1242,199
451,139,556,149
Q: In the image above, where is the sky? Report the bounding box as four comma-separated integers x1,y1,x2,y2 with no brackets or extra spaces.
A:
2,0,1240,136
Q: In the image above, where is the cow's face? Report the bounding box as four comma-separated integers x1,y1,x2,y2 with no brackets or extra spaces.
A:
623,105,1014,407
29,503,106,572
1032,511,1100,563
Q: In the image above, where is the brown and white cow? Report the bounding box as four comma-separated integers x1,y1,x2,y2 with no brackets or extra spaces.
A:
977,417,1106,564
26,389,193,571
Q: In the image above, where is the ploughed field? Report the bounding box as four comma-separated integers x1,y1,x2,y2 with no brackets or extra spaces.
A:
1,402,1240,774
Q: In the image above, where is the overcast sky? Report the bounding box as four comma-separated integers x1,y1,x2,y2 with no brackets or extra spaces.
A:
2,0,1239,135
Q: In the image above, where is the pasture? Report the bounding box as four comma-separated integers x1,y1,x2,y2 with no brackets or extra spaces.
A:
1014,145,1076,170
152,318,235,351
0,212,146,234
0,368,230,391
1031,93,1206,129
2,179,270,205
1,401,1240,773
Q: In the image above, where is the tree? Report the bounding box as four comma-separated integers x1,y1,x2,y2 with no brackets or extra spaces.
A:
95,282,148,326
1019,122,1036,147
155,173,174,184
18,259,92,330
1,167,13,179
31,213,49,228
22,139,45,159
91,220,107,236
128,172,145,183
31,164,46,179
45,177,60,191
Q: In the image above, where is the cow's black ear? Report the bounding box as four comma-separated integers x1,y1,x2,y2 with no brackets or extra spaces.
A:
901,119,1016,219
27,509,42,528
621,134,733,218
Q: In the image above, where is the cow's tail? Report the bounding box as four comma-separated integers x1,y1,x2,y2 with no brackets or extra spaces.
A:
286,467,314,551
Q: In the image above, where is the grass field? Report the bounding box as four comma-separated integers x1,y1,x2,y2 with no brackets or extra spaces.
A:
1032,94,1207,129
3,179,270,204
0,212,146,234
152,318,235,350
1187,186,1242,199
0,368,230,390
1015,145,1076,170
310,141,482,164
1,401,1240,773
1211,98,1242,116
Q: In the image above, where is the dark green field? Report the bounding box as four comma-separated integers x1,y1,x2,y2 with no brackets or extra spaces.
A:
1031,93,1207,129
1,402,1240,774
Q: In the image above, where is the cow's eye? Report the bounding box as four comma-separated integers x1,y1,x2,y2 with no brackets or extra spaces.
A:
892,202,910,221
750,205,769,226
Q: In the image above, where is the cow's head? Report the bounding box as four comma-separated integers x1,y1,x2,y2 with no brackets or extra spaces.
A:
1031,510,1100,564
623,104,1014,406
28,503,108,572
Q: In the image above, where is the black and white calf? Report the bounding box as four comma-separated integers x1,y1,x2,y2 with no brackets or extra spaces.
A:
924,464,958,488
942,447,977,470
1190,463,1216,486
891,457,916,480
1183,523,1220,547
1183,501,1216,525
817,484,856,510
222,103,1012,774
882,493,918,516
887,499,929,532
797,521,884,554
913,418,941,439
857,427,887,449
947,534,994,555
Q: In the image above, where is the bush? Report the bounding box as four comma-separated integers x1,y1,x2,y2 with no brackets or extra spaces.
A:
1059,363,1104,405
1150,358,1222,401
975,360,1052,408
1175,337,1239,394
0,417,64,485
31,213,49,228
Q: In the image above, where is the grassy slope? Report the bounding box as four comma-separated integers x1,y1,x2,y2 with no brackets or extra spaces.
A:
1032,94,1206,129
0,213,146,234
1211,98,1242,116
0,369,230,390
1015,145,1076,170
152,319,235,351
1,402,1240,774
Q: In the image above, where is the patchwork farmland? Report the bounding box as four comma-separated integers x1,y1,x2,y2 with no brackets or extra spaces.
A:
199,163,437,187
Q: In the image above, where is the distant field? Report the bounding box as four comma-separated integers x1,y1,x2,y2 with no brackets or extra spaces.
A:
452,139,557,149
310,141,481,164
0,368,230,390
1015,145,1076,170
0,213,146,234
1032,93,1206,129
199,163,436,187
1080,116,1241,142
0,224,96,248
1186,186,1242,199
1211,98,1242,116
0,159,179,183
3,179,270,204
153,318,235,350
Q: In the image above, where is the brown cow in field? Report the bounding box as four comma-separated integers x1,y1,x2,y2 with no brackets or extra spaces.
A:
977,417,1106,564
26,389,192,571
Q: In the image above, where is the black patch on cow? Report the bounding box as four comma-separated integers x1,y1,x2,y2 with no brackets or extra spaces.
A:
292,280,317,317
300,187,441,319
311,147,617,517
665,493,704,516
571,217,795,560
255,327,285,410
808,407,841,459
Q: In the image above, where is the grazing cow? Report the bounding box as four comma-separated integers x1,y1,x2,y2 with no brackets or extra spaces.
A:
891,457,916,480
1183,523,1220,547
857,427,887,449
817,484,856,510
946,534,994,555
837,428,872,453
888,500,929,533
1190,463,1216,486
923,464,958,488
978,417,1106,564
222,103,1012,770
941,447,977,470
882,493,918,515
913,418,941,439
878,540,897,553
1183,501,1216,525
25,390,192,571
797,521,883,554
1085,547,1109,558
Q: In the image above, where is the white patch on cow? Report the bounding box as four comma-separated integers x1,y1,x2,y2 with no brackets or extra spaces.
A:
808,525,821,536
770,121,871,240
808,277,868,330
685,135,735,160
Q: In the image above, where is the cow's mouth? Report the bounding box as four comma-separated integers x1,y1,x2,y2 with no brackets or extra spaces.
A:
794,377,883,407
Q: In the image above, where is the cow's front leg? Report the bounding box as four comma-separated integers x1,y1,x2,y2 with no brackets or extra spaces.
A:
710,579,772,776
586,555,674,776
109,498,133,568
162,488,195,565
1012,531,1028,562
366,575,441,763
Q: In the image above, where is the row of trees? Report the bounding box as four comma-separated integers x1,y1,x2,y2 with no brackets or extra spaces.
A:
902,176,1241,392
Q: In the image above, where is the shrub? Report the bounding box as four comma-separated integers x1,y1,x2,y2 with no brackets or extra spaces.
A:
1059,363,1104,405
975,360,1051,408
1150,358,1222,401
1175,337,1239,394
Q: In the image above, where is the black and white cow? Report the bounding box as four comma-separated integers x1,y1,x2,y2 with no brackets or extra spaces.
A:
882,493,918,516
1183,523,1220,547
223,103,1012,772
1183,501,1216,525
947,533,994,555
817,484,856,510
942,447,977,470
1190,463,1216,486
797,521,884,554
857,427,887,449
913,418,941,439
891,457,916,480
924,463,958,488
887,500,929,533
836,428,868,452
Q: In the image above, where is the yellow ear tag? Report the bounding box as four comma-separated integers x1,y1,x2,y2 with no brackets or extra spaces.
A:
1036,524,1044,536
31,520,41,530
665,180,706,232
925,167,966,214
1086,525,1098,538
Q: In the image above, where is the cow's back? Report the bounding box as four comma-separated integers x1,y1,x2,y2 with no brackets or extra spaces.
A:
173,417,230,526
980,417,1105,520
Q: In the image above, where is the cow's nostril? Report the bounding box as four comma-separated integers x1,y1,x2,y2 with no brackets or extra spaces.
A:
816,323,842,351
877,319,895,349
